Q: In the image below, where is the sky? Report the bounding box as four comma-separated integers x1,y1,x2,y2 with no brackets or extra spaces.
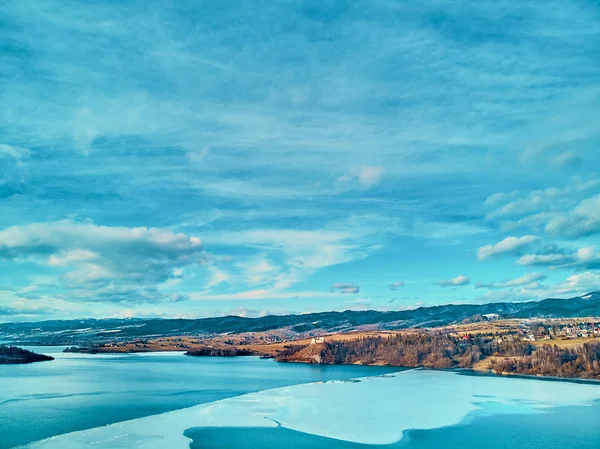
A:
0,0,599,322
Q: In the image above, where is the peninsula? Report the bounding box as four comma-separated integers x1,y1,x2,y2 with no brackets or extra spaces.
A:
0,345,54,364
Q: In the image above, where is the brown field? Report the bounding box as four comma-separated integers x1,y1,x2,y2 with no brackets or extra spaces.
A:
471,356,518,372
73,319,599,357
83,330,408,355
532,337,598,348
442,317,600,337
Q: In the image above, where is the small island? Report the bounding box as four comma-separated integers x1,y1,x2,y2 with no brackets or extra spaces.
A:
0,345,54,364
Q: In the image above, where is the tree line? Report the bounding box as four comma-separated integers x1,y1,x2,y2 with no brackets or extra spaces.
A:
0,345,54,364
277,333,600,379
490,341,600,379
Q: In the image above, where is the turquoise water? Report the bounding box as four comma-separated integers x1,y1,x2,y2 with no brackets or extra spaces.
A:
0,347,400,449
4,349,600,449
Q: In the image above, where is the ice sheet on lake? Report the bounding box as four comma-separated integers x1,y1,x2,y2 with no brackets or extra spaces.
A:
22,369,600,448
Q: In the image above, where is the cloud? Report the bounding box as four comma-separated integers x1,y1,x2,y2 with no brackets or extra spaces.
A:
0,305,53,318
48,249,99,267
237,256,282,287
357,166,384,188
225,307,274,318
476,271,600,303
346,298,371,307
475,272,547,290
331,283,360,294
550,150,581,168
435,275,470,287
517,246,600,270
331,283,357,289
0,143,31,196
485,180,598,220
187,289,338,301
545,194,600,238
201,216,389,297
548,272,600,297
477,235,538,260
475,287,543,303
388,281,405,290
0,219,204,303
0,144,31,162
339,166,384,188
205,267,229,289
484,180,600,238
517,254,570,266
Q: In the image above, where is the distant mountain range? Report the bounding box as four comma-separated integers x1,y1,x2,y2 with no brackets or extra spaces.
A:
1,292,599,345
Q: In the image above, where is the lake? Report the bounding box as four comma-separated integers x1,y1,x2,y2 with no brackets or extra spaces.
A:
0,347,399,449
2,348,600,449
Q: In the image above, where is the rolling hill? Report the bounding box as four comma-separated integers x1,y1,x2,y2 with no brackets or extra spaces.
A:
1,292,598,346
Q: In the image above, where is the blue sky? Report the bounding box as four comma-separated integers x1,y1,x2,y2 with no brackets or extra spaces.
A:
0,0,599,322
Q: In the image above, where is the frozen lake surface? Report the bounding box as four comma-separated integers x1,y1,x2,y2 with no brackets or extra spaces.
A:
19,367,600,449
0,347,398,448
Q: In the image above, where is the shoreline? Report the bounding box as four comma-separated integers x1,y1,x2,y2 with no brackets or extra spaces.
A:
36,343,600,384
456,367,600,386
13,328,600,383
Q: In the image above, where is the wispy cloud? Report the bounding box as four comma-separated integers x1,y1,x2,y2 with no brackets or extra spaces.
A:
484,179,600,238
339,166,385,189
475,273,547,290
0,0,599,319
435,275,471,287
331,283,360,294
388,282,405,291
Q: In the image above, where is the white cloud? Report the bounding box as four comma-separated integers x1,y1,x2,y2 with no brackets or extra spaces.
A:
206,267,229,289
357,166,384,188
517,245,600,270
484,180,600,238
484,192,510,206
476,271,600,303
547,272,600,297
187,289,338,301
477,235,538,260
202,216,388,298
226,307,275,318
331,283,360,294
517,254,570,266
0,143,31,190
550,150,581,168
435,275,470,287
0,144,31,162
339,166,384,188
476,272,547,290
388,281,405,290
48,249,99,266
237,257,280,286
186,146,210,163
545,194,600,237
0,219,204,303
